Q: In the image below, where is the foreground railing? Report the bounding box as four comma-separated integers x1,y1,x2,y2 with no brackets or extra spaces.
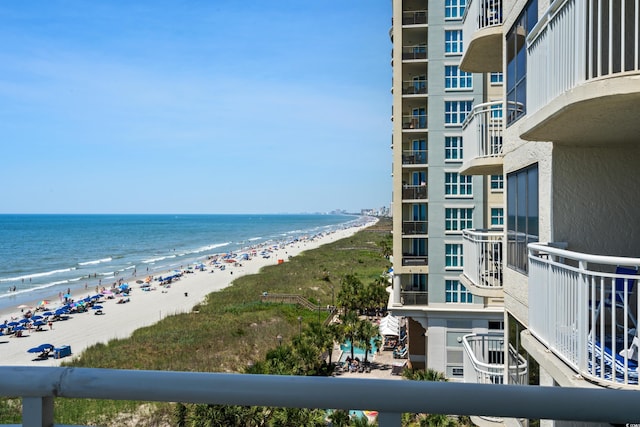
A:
528,243,640,387
1,366,639,427
462,229,503,289
527,0,640,117
461,101,503,163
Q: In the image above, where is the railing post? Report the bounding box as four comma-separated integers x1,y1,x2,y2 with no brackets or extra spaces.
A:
378,411,402,427
22,396,54,427
577,259,588,375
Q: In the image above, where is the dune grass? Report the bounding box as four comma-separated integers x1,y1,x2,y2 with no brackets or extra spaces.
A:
0,218,392,425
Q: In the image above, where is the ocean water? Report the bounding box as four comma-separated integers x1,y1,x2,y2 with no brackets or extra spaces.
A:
0,214,364,310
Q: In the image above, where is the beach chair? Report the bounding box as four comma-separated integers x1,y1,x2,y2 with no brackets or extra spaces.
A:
588,335,639,384
592,266,638,332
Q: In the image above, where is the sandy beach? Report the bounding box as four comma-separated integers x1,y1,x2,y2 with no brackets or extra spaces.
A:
0,221,374,366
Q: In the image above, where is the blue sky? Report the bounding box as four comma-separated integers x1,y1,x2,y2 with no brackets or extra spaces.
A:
0,1,391,214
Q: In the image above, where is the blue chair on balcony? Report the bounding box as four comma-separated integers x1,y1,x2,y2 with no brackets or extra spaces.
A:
592,266,638,333
588,335,638,384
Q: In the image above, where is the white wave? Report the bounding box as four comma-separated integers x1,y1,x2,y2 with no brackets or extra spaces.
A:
142,255,177,264
248,237,262,241
124,265,136,270
191,242,231,254
78,257,112,266
0,267,77,283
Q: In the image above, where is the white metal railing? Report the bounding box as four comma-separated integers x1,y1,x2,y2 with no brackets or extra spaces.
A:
402,149,428,165
462,229,504,289
462,0,503,53
462,333,528,385
1,366,640,427
461,101,503,165
528,243,640,387
527,0,640,117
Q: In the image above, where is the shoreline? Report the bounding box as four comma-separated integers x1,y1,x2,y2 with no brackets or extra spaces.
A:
0,219,376,366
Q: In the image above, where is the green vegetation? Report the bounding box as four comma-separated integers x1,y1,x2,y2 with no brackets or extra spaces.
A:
1,218,394,426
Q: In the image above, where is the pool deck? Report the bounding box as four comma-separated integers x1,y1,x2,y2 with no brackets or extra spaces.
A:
332,343,406,380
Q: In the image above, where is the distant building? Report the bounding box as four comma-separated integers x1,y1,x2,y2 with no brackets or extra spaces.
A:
388,0,503,379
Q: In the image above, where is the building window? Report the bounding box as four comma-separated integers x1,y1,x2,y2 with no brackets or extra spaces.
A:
506,0,538,125
444,136,463,161
445,279,473,302
445,65,473,90
445,100,473,126
507,164,539,273
445,172,473,197
444,29,463,54
445,0,467,20
445,208,473,232
490,72,503,85
445,244,463,269
491,207,504,227
410,274,427,291
490,175,504,191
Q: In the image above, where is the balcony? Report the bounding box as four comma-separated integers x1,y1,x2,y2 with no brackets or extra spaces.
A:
460,229,503,298
460,101,503,176
402,185,428,200
402,254,428,266
402,220,428,235
402,149,428,165
521,0,640,145
527,243,640,388
462,333,528,385
400,289,429,305
402,44,427,61
460,0,503,72
1,366,638,427
402,114,427,130
402,80,428,95
402,10,428,26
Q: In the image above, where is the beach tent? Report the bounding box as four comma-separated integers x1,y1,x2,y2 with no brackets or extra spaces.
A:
379,314,400,336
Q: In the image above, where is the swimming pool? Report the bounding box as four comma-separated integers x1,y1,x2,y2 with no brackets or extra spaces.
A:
339,338,379,361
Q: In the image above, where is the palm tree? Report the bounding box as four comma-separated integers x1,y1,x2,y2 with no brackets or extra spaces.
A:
340,310,360,360
327,409,350,427
337,274,363,316
305,321,334,367
355,319,379,365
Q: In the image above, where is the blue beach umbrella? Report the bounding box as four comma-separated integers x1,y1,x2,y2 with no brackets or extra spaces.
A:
8,321,19,327
91,305,103,310
43,311,54,316
14,325,25,331
91,295,101,300
33,320,46,327
19,318,31,324
0,324,6,329
27,343,54,353
31,315,43,321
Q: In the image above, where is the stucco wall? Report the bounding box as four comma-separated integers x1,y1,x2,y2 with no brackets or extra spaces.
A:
552,145,640,257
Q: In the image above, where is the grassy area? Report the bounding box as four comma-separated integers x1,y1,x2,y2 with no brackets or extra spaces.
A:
1,218,392,425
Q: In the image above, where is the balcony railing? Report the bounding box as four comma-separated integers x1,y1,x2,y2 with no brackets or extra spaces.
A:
462,333,528,386
462,229,504,289
402,149,428,165
402,45,427,60
402,255,428,266
400,290,429,305
461,101,503,161
402,220,428,235
402,80,428,95
2,366,639,427
528,243,640,387
526,0,640,118
402,185,427,200
402,10,428,25
402,114,427,129
462,0,503,50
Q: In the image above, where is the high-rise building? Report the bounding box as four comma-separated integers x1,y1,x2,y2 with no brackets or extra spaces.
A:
458,0,640,422
389,0,504,379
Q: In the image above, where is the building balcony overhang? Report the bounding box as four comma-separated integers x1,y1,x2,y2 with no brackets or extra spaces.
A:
459,26,503,73
460,156,503,176
461,229,504,296
519,74,640,145
461,101,503,176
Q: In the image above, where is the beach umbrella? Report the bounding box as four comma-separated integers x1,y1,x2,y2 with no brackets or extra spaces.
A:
31,315,43,321
91,305,103,310
8,321,19,327
91,294,101,300
14,325,25,331
27,343,54,353
17,304,32,310
43,311,54,316
19,318,31,324
37,300,51,306
33,320,46,327
0,324,6,329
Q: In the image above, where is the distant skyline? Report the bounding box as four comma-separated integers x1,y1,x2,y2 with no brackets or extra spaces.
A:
0,1,391,214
